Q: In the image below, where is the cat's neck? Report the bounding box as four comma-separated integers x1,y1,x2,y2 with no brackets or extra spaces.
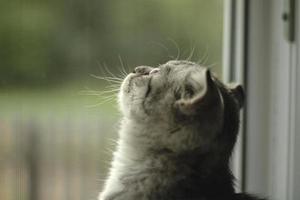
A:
116,118,167,160
116,118,231,175
109,118,236,197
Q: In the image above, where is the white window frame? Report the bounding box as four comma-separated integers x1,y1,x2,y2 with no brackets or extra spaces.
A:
224,0,300,199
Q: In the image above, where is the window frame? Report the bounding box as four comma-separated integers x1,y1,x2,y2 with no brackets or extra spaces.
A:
238,0,300,199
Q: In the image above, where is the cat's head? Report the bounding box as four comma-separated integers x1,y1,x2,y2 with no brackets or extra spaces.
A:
118,60,244,155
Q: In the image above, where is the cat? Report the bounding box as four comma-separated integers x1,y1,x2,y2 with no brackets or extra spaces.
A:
98,60,266,200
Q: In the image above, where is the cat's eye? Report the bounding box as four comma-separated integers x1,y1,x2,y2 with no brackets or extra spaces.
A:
149,68,160,75
185,84,195,97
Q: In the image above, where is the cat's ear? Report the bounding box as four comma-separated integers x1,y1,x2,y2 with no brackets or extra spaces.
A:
175,69,218,115
228,83,245,109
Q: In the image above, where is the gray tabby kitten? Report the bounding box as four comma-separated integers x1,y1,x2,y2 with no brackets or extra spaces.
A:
99,60,266,200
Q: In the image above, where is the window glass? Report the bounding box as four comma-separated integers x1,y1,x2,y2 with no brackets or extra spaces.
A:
0,1,224,199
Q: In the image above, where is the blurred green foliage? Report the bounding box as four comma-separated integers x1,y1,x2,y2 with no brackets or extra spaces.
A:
0,0,223,88
0,2,224,200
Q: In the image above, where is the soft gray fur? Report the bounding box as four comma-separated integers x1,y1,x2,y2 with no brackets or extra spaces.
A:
99,61,262,200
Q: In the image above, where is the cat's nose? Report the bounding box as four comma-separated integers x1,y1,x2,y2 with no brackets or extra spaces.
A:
133,66,153,75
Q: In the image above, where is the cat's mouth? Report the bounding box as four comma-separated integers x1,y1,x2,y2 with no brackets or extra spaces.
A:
144,76,152,98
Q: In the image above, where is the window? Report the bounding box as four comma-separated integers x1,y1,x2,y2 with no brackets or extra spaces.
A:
243,0,300,199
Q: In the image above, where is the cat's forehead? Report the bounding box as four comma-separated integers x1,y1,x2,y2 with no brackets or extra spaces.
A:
159,60,207,81
165,60,196,66
164,60,199,67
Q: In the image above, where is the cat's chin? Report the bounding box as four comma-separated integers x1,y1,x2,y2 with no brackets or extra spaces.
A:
120,73,135,94
120,73,147,93
118,73,143,117
119,73,152,117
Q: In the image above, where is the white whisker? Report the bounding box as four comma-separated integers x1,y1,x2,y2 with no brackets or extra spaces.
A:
168,38,180,60
90,75,122,84
86,97,116,108
149,41,176,60
197,46,209,65
186,45,196,61
118,55,129,77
